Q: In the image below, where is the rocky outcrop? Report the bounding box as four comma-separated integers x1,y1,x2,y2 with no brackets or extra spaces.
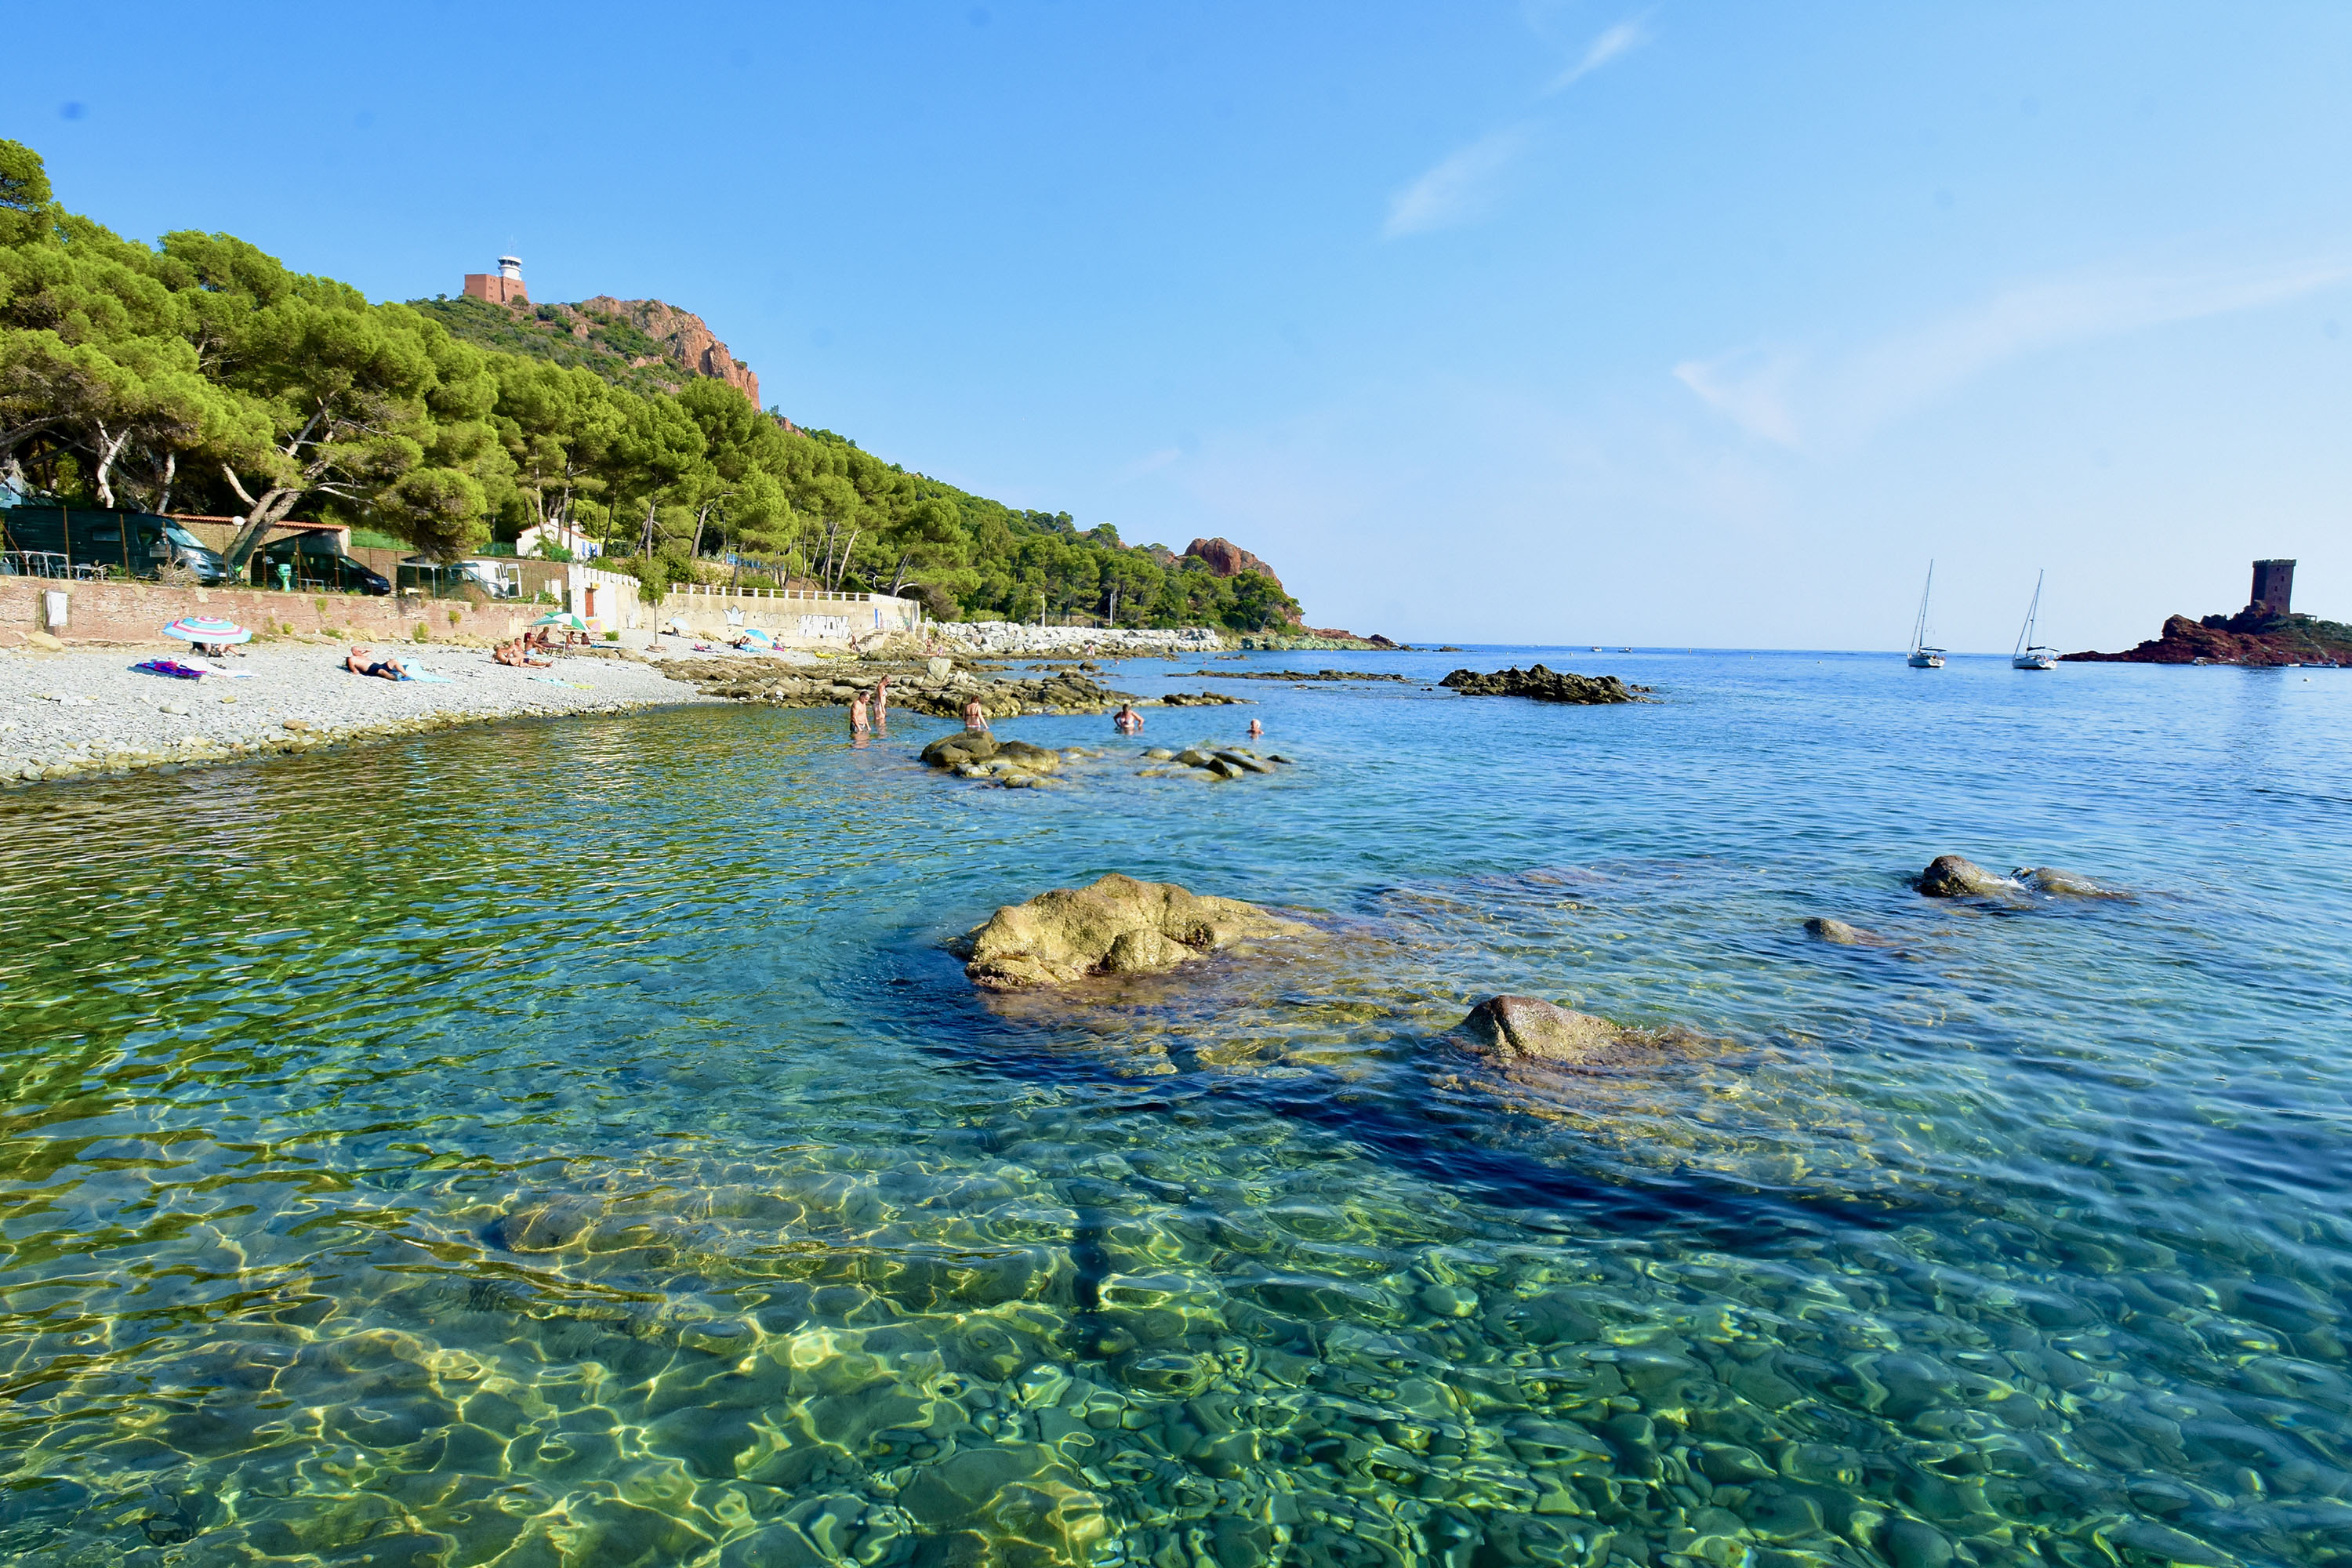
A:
1137,745,1291,781
1189,669,1411,683
576,296,761,405
1450,996,1625,1064
959,873,1307,989
1916,855,2018,898
2063,611,2352,666
2017,866,2127,898
1184,538,1284,590
1439,666,1648,704
1157,690,1247,706
666,656,1144,719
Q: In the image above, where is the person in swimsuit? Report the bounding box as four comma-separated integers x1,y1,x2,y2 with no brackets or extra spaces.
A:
1113,702,1144,735
872,673,891,729
1247,717,1264,739
849,691,870,735
346,645,405,681
963,696,989,734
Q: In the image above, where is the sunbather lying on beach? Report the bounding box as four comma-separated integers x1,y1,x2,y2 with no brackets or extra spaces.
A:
346,645,405,681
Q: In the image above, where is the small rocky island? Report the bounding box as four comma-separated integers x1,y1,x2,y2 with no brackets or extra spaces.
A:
957,873,1308,989
1439,665,1650,704
2065,558,2350,666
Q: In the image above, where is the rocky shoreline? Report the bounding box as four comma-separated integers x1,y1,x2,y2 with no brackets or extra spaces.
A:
1439,664,1650,704
927,622,1226,657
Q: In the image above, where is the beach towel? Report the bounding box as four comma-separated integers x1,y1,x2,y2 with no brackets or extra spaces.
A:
531,677,593,689
132,659,206,680
400,669,453,684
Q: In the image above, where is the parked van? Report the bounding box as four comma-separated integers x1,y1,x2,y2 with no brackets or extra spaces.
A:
252,532,392,595
398,556,517,599
0,506,231,583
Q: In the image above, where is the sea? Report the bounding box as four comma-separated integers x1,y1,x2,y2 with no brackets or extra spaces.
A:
2,645,2348,1568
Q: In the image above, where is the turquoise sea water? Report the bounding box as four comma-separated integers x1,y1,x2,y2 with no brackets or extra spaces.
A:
2,647,2350,1568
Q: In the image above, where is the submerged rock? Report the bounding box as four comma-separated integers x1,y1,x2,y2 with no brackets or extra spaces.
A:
922,732,997,768
1439,665,1648,704
1805,916,1872,945
1450,996,1625,1063
2017,866,2127,898
960,873,1307,990
1917,855,2019,898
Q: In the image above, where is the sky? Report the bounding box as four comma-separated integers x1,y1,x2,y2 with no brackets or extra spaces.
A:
12,2,2352,649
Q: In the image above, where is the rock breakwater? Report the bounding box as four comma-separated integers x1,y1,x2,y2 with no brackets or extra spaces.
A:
929,623,1225,657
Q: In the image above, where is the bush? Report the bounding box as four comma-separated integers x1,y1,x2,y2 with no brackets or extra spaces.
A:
605,630,619,641
447,607,461,626
412,622,429,642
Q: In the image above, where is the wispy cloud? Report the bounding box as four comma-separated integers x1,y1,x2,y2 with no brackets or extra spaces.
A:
1676,252,2352,450
1117,446,1183,481
1548,14,1650,93
1383,124,1534,240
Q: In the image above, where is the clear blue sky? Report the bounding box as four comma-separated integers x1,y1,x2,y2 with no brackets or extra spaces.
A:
15,2,2352,648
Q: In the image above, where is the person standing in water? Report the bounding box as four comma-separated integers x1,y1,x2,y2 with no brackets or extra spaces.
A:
872,674,891,729
962,695,989,733
849,691,870,736
1113,702,1144,735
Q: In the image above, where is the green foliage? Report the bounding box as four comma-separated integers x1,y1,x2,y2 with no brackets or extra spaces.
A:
0,140,1304,630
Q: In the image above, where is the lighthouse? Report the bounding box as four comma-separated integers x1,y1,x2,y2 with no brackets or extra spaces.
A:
462,255,528,307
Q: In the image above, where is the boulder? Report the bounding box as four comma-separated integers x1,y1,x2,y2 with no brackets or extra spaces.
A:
994,740,1061,772
1805,916,1870,945
960,873,1308,990
1450,996,1624,1064
927,657,953,678
2017,866,2125,898
922,733,998,768
1213,750,1273,774
25,630,64,652
1917,855,2018,898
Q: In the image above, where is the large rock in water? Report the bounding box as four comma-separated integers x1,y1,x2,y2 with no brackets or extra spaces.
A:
1917,855,2019,898
1438,665,1645,704
960,873,1307,989
2018,866,2126,898
1450,996,1625,1063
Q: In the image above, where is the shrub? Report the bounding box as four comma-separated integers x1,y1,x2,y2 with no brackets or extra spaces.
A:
605,630,619,641
412,622,429,642
447,607,461,627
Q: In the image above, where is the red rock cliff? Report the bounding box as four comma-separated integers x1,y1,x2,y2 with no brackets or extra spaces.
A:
577,296,760,406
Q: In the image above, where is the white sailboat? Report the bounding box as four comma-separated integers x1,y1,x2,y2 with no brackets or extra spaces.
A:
2013,571,2058,670
1907,562,1947,668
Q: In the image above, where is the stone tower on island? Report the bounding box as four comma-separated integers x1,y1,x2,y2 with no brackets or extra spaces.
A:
463,256,528,307
2249,558,2296,619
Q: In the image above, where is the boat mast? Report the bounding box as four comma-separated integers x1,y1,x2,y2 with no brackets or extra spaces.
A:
2016,570,2043,658
1912,561,1935,654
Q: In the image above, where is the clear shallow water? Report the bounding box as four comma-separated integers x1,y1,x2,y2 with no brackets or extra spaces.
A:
2,648,2350,1568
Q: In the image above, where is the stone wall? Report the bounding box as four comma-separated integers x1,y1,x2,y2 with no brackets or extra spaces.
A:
0,577,552,649
652,583,921,645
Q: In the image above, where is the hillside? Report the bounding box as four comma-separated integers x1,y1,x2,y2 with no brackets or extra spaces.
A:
411,294,764,407
0,135,1310,631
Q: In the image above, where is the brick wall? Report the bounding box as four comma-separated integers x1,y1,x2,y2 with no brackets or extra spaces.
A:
1,578,550,649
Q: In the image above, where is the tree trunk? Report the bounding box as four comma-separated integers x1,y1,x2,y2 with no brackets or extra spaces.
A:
91,422,131,510
219,466,303,568
151,449,176,515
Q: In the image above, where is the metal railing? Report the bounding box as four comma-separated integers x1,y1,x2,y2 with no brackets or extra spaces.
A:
0,552,102,580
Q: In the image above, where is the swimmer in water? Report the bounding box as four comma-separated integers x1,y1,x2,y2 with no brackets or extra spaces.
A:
1247,717,1264,739
1113,702,1144,735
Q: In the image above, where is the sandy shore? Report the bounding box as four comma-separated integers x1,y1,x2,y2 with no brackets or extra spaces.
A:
0,641,732,786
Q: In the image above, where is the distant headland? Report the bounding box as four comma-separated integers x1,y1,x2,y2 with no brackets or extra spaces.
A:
2064,558,2352,666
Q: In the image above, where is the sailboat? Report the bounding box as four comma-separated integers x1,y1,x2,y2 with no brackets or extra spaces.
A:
1907,562,1947,668
2013,571,2058,670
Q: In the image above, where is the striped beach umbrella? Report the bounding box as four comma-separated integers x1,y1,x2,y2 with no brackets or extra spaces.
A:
161,615,252,644
531,612,590,631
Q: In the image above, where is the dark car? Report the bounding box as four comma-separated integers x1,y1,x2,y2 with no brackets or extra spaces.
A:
252,534,392,595
0,506,231,583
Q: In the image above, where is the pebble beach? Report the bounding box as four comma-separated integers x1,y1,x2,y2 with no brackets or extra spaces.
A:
0,641,724,785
